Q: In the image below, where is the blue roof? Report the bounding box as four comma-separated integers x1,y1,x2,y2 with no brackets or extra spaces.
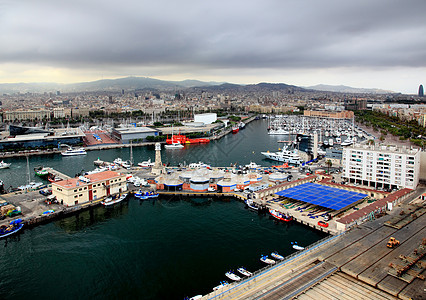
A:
274,182,367,211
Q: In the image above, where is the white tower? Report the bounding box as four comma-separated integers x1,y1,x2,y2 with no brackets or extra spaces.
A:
152,143,165,175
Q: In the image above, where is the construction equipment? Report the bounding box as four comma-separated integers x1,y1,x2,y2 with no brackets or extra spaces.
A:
387,237,400,248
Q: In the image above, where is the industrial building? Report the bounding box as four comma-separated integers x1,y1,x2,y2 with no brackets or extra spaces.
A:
194,113,217,125
0,126,85,150
52,170,127,206
342,143,421,189
111,126,161,144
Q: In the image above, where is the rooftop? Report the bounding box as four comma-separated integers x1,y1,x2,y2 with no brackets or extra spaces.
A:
347,143,420,155
53,170,122,189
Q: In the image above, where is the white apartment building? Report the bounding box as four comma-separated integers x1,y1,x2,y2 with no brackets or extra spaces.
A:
342,144,420,190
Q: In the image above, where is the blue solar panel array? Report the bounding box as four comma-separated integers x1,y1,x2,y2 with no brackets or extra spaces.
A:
275,182,367,211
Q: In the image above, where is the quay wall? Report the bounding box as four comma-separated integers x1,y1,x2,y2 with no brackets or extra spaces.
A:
0,116,258,159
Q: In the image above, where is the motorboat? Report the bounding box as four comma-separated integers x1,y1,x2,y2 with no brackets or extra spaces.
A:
232,126,239,133
18,181,43,191
246,199,259,211
341,137,353,146
268,128,289,135
93,157,104,166
237,267,253,277
61,147,87,156
0,161,11,169
85,167,108,175
261,146,302,164
271,251,284,260
34,166,49,178
238,122,246,130
188,162,211,169
101,194,128,206
291,242,305,251
269,209,293,222
245,161,261,169
165,142,184,149
139,192,159,200
213,281,229,291
186,296,202,300
166,125,184,149
0,219,24,239
225,271,242,281
138,159,154,168
260,255,275,264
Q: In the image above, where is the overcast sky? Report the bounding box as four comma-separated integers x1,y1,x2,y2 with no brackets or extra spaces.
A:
0,0,425,93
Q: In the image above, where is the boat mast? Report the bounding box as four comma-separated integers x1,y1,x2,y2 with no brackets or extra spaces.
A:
130,141,133,166
26,155,30,185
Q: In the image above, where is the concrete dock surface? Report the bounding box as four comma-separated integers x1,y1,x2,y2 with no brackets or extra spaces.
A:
202,199,425,300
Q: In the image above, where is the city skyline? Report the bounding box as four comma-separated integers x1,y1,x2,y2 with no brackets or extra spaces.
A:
0,0,425,94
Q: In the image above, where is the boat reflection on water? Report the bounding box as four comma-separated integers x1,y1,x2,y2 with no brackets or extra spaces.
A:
54,200,130,233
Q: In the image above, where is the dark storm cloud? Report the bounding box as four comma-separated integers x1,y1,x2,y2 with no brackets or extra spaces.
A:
1,0,425,70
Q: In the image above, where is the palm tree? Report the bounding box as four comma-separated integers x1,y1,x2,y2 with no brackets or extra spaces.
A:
326,159,332,174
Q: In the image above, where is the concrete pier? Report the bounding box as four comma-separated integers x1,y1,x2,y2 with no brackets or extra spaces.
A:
201,197,425,299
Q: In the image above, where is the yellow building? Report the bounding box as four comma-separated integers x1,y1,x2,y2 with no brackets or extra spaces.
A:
52,170,128,206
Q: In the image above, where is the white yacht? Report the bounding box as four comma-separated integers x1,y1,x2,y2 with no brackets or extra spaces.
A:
165,142,184,149
261,146,302,164
138,159,154,168
268,128,289,135
0,161,11,169
61,147,87,156
341,137,353,146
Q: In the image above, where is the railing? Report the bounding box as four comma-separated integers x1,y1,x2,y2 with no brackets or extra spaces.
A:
207,232,345,299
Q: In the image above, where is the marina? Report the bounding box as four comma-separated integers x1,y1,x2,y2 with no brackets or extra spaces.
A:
0,118,422,299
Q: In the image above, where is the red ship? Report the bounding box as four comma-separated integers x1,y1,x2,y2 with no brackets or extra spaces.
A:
166,133,210,145
232,126,239,134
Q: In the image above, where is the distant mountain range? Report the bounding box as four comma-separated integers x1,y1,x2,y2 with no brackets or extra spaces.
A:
0,77,224,94
0,76,395,94
306,84,395,94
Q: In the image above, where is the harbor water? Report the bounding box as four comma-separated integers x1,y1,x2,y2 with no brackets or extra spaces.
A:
0,120,327,299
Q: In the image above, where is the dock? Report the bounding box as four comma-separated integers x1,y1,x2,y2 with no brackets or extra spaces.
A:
201,198,425,300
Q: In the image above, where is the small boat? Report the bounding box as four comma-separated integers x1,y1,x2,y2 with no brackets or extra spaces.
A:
41,209,55,215
245,199,259,211
271,251,284,260
34,166,49,178
101,194,128,206
185,296,203,300
138,159,154,168
237,267,252,277
164,142,184,149
213,281,229,291
93,157,104,166
225,271,242,281
137,191,159,200
18,181,43,191
318,220,329,228
61,147,87,156
269,209,293,222
232,126,239,133
260,255,275,264
245,161,260,169
291,242,305,251
0,161,11,169
0,219,24,239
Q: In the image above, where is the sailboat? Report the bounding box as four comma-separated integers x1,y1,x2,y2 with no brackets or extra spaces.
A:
165,125,184,149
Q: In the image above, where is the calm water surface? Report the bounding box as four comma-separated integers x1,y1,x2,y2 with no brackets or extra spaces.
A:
0,120,327,299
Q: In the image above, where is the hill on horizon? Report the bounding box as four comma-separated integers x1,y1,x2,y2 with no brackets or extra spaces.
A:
306,84,395,94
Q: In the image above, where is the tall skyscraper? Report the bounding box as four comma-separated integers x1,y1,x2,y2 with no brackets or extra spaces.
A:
419,84,424,97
